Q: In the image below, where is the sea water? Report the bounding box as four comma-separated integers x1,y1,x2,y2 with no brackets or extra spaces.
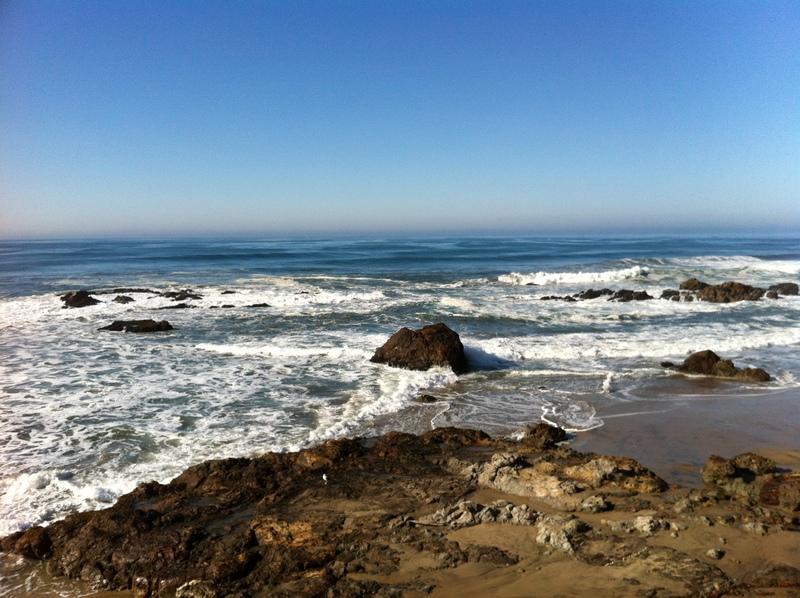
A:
1,234,799,539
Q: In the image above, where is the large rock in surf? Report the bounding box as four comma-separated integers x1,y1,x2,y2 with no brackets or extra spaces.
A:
665,350,770,382
769,282,799,296
370,323,470,374
60,290,100,308
99,319,173,333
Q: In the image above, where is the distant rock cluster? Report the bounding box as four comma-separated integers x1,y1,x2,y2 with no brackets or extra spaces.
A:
539,278,798,303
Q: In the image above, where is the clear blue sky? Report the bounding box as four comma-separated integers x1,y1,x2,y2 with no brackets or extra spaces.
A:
1,0,798,238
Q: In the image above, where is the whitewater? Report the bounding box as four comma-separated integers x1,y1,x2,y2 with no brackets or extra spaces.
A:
1,235,799,538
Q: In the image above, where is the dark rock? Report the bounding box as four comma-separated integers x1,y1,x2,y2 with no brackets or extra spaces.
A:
766,291,779,299
221,290,237,295
247,303,271,308
680,278,710,291
370,323,470,375
414,394,438,403
734,368,771,382
9,526,51,559
696,281,765,303
681,350,721,375
576,289,613,300
660,289,680,300
518,422,568,451
769,282,799,296
99,320,173,333
111,287,158,294
163,289,203,301
609,289,653,302
112,295,134,304
159,303,194,309
60,290,100,308
673,350,770,382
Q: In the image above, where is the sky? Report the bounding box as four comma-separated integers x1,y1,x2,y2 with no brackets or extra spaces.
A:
0,0,798,239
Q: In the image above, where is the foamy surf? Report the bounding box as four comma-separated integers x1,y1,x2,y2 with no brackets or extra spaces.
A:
1,235,798,538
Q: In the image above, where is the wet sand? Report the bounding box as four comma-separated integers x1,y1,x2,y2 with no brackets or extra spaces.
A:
572,382,800,487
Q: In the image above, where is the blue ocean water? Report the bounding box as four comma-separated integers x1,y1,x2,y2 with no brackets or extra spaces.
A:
1,234,799,538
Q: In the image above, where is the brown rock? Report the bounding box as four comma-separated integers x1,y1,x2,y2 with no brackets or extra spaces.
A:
60,290,100,308
370,323,470,374
681,350,721,375
675,350,770,382
734,368,771,382
519,422,569,451
680,278,709,291
696,281,765,302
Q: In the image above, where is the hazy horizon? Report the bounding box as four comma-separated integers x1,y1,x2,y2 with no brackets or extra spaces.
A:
1,1,798,239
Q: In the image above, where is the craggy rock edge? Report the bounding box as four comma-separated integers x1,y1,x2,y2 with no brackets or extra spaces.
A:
2,423,799,598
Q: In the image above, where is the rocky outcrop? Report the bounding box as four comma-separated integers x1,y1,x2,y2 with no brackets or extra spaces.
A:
540,288,652,302
701,453,800,511
99,320,173,333
370,323,470,374
60,290,100,308
112,295,134,304
665,279,799,303
662,350,770,382
2,425,798,597
163,289,203,301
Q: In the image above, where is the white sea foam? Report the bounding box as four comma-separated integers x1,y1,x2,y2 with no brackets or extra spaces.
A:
498,265,650,287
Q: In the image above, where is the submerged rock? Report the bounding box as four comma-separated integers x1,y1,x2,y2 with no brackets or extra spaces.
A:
99,319,173,333
370,322,470,374
60,290,100,308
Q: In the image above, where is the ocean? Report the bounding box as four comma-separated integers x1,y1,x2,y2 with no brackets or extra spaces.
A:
1,234,799,542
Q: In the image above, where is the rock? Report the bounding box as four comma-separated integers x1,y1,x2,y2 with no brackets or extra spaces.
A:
769,282,799,296
706,548,725,560
113,295,134,304
575,289,613,300
247,303,271,308
7,526,51,559
701,453,784,502
370,323,470,374
609,290,653,302
696,281,765,302
680,278,709,291
99,320,173,333
518,422,568,451
734,368,771,382
60,290,100,308
414,394,438,403
163,289,202,301
681,350,722,375
673,350,770,382
743,562,800,589
660,289,680,300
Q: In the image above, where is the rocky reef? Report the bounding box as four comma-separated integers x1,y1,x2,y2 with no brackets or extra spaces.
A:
2,424,799,598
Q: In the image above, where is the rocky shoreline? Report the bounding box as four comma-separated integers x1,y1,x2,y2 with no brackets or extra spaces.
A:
2,423,799,598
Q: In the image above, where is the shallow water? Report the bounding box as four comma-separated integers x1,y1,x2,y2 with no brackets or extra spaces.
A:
1,234,799,544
